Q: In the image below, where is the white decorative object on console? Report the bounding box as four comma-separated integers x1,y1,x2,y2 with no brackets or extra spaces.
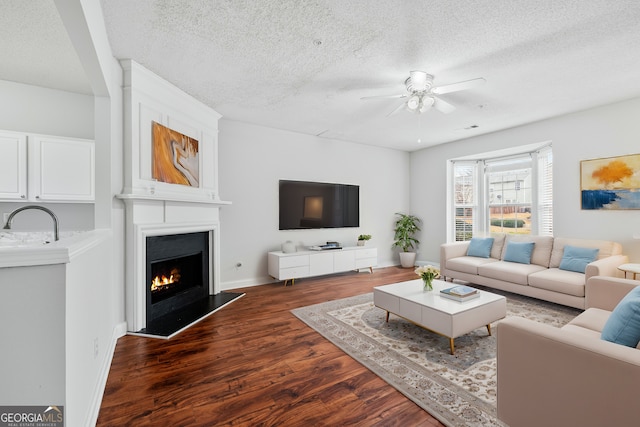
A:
281,240,296,253
268,246,377,286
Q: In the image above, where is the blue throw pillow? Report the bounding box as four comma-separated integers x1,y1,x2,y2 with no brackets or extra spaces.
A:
466,237,494,258
559,245,599,274
503,241,535,264
601,287,640,348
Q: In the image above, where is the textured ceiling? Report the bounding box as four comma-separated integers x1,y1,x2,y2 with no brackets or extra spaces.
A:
2,1,640,151
0,0,91,94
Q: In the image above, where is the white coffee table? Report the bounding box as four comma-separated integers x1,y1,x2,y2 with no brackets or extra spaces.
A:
373,279,507,354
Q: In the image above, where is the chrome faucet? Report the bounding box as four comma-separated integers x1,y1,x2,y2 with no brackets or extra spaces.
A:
3,205,60,241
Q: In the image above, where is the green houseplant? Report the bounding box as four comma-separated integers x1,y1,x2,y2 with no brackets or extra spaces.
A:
357,234,372,246
392,213,421,267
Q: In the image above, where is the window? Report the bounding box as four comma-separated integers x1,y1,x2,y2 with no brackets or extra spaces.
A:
452,162,477,241
449,145,552,241
486,155,532,235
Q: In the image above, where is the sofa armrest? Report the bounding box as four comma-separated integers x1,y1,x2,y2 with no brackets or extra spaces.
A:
586,275,640,311
585,254,629,280
497,316,640,427
439,241,469,268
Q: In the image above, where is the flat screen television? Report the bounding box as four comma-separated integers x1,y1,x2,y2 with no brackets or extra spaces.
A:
279,180,359,230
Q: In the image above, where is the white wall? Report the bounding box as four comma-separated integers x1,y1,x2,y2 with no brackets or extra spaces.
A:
411,97,640,264
218,119,411,289
0,80,94,138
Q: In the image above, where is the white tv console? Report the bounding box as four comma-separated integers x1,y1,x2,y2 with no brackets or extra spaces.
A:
268,246,377,286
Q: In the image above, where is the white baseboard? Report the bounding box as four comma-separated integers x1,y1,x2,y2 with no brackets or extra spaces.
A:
415,260,441,268
221,264,405,291
221,276,275,290
85,322,127,427
114,321,128,338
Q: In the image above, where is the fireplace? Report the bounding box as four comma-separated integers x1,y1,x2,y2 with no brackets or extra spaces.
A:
146,232,209,324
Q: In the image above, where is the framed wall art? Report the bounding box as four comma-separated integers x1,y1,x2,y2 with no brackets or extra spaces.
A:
152,121,200,187
580,153,640,210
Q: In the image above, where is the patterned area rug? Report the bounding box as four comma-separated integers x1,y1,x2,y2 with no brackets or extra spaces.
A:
291,287,581,427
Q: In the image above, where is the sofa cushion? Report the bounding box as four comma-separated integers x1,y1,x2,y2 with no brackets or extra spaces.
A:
528,268,586,297
478,261,547,286
446,256,498,275
467,237,494,258
601,287,640,348
503,235,554,267
559,245,599,273
490,233,506,259
561,324,603,341
566,307,611,332
503,241,535,264
549,237,622,268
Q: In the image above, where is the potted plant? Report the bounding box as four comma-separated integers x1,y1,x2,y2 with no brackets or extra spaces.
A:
392,212,421,268
357,234,372,246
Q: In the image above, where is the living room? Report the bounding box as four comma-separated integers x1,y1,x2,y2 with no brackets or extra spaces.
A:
1,1,640,426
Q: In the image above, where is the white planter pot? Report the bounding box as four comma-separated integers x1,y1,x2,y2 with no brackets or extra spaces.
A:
399,252,417,268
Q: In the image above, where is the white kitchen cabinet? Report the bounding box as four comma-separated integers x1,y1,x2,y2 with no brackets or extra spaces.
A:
268,246,377,285
0,131,27,200
29,135,95,202
0,131,95,202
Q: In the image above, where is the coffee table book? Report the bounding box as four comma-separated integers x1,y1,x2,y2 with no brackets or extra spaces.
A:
440,291,481,302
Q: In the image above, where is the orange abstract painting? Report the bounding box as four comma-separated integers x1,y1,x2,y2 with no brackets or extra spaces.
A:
152,122,199,187
581,153,640,209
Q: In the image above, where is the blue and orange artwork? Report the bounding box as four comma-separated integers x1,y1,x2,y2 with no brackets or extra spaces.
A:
581,154,640,210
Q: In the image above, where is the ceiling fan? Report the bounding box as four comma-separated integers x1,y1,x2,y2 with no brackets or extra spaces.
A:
361,71,485,116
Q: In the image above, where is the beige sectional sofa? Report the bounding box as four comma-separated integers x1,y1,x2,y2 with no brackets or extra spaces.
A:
497,276,640,427
440,234,627,309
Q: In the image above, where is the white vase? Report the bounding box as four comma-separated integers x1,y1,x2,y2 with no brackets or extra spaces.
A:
357,240,365,246
282,241,296,253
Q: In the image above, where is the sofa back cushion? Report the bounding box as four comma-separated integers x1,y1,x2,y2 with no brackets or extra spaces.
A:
549,238,622,268
490,233,506,259
502,235,554,267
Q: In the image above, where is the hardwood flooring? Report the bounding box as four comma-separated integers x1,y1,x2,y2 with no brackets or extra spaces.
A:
97,267,445,426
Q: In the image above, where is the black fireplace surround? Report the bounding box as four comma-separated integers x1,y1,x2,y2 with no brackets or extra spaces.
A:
145,232,210,324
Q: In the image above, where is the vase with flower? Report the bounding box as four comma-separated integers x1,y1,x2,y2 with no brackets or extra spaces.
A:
415,265,440,291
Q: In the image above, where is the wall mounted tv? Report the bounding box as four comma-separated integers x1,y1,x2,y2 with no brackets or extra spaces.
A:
279,180,359,230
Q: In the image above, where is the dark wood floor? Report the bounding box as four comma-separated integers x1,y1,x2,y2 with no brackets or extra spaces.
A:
97,267,445,426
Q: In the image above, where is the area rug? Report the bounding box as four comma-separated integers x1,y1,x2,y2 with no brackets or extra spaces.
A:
291,288,581,427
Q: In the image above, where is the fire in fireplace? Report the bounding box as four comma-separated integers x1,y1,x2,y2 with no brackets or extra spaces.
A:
146,232,210,324
150,253,202,304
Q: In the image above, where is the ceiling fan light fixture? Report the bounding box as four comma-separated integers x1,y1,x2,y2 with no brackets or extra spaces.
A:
405,71,433,92
407,95,420,110
419,96,434,112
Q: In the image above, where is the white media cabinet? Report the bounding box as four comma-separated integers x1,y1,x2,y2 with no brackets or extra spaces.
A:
268,246,377,286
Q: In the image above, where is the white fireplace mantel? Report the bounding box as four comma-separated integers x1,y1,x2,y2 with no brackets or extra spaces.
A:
117,192,231,205
119,195,228,332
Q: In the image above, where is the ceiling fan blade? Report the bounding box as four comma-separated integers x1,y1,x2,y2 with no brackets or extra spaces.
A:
360,94,406,100
432,77,486,95
385,101,407,117
433,96,456,114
